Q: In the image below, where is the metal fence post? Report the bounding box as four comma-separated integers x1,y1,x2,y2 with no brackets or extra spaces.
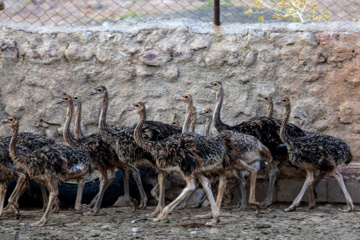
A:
214,0,220,26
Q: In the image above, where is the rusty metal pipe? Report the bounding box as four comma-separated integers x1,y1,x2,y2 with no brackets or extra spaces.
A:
214,0,220,26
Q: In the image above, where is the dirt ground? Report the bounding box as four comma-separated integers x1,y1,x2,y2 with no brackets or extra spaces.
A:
1,204,360,240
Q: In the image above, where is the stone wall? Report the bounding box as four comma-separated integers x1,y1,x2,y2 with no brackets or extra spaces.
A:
1,20,360,161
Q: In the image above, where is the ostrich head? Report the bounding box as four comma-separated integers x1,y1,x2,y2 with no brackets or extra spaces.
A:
170,119,180,126
198,108,212,118
0,1,5,11
90,86,108,100
205,81,222,91
275,97,290,107
176,93,192,103
72,94,82,107
56,94,73,105
258,94,273,105
2,115,19,130
128,101,146,114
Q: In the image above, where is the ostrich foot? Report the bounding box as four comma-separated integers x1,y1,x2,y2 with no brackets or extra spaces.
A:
82,209,99,216
260,201,271,209
152,209,169,222
137,199,147,210
341,205,354,213
284,206,296,212
199,213,212,219
307,203,316,210
205,219,219,226
30,219,47,227
145,208,162,218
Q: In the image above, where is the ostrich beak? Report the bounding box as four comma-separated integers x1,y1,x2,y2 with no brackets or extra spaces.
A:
56,99,64,104
1,119,8,124
127,106,136,111
89,90,97,95
274,100,282,105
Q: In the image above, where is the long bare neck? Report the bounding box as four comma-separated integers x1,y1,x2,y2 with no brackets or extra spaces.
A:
99,93,108,132
213,87,226,131
63,102,80,147
9,126,27,166
267,101,274,118
74,102,84,138
204,117,212,136
190,113,196,133
280,104,291,144
134,109,156,152
183,100,194,133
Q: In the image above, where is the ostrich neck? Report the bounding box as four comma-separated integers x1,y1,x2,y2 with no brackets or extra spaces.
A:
134,109,156,153
190,114,196,133
9,126,27,166
99,93,108,133
183,99,193,133
204,117,212,136
267,102,273,118
74,102,83,138
213,87,226,131
280,105,291,145
63,101,80,147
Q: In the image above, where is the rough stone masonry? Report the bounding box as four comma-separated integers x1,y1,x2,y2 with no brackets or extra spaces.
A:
0,20,360,163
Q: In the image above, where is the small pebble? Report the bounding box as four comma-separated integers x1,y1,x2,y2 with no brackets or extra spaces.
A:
190,231,197,234
131,220,137,224
131,228,140,233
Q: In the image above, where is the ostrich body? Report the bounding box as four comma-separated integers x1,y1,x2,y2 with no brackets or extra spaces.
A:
275,97,354,212
90,86,182,217
129,96,226,226
3,116,92,226
205,81,307,208
0,133,56,217
58,94,149,214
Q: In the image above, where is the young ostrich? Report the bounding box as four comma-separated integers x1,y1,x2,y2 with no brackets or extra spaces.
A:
275,97,354,212
0,132,56,217
205,81,307,208
2,116,92,226
57,94,148,214
90,85,182,218
199,108,262,210
128,97,226,226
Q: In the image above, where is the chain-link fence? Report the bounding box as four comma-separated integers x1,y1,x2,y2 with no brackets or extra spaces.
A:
0,0,359,27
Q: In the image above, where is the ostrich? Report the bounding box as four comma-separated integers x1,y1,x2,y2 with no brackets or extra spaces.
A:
275,97,354,212
2,115,92,226
128,97,226,226
0,132,56,217
199,108,262,210
89,85,182,218
57,94,148,214
205,81,308,208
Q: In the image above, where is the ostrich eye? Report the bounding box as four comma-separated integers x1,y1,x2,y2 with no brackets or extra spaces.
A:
214,83,217,86
264,97,268,100
9,118,13,121
97,89,102,92
184,96,188,99
282,99,286,102
135,104,139,108
74,97,78,100
64,98,68,101
205,111,209,113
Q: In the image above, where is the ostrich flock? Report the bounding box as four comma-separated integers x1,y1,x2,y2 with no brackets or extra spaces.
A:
0,82,354,227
